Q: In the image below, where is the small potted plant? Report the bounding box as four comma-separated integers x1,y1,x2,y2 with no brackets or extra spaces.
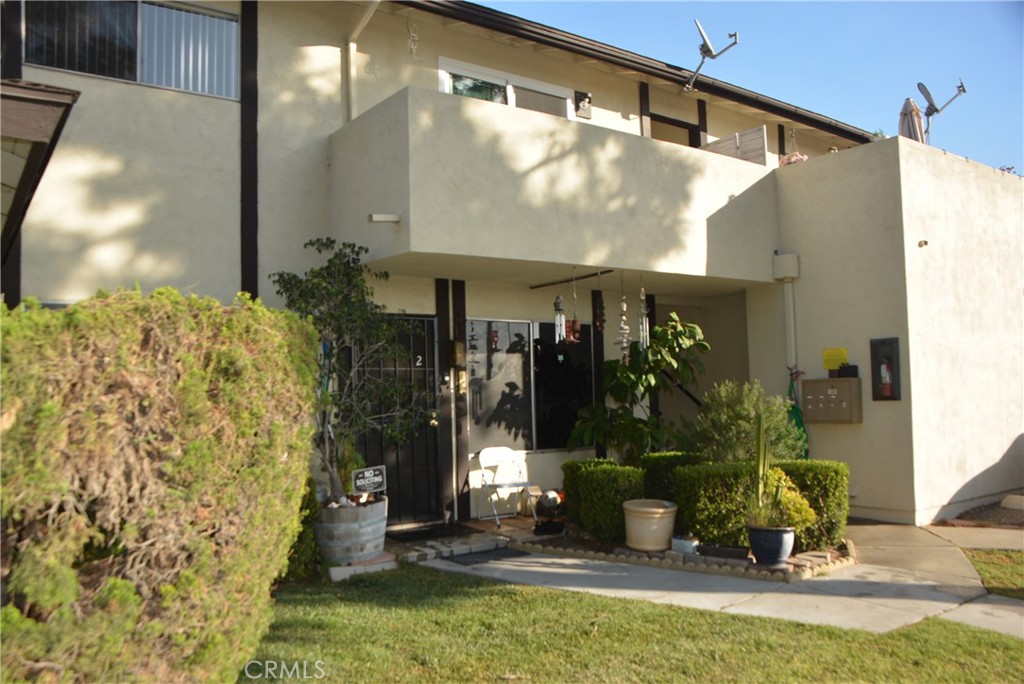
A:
746,411,816,566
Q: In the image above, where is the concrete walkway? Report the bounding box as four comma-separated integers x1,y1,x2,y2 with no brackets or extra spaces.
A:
421,522,1024,638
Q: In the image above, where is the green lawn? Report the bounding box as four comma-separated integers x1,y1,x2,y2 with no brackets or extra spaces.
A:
244,565,1022,683
964,549,1024,600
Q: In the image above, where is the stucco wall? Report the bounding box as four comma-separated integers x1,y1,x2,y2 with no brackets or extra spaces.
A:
757,138,918,522
19,67,240,303
898,138,1024,520
330,87,775,283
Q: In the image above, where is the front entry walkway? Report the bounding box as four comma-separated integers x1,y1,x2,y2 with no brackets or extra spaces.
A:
402,520,1023,638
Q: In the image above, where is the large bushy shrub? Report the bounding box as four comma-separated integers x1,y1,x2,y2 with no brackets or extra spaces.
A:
778,460,850,549
576,464,643,543
640,451,707,502
688,380,806,462
1,289,317,683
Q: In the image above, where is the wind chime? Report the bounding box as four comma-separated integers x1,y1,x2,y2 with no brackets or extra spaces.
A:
553,294,566,343
567,271,581,344
638,285,650,350
617,274,630,360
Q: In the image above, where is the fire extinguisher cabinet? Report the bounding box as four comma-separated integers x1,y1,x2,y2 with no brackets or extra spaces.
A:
870,337,901,401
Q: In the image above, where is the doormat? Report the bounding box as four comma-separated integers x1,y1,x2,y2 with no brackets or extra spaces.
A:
386,523,479,543
446,547,531,566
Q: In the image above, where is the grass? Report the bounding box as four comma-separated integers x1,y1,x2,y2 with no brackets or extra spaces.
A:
964,549,1024,600
243,565,1023,683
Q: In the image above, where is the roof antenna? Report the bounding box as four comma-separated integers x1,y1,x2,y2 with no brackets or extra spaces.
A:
916,79,966,143
685,18,739,91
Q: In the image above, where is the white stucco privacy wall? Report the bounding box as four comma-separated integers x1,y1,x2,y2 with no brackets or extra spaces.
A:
897,138,1024,521
747,137,1023,524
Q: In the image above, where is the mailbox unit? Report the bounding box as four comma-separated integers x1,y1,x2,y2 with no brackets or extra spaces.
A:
801,378,862,424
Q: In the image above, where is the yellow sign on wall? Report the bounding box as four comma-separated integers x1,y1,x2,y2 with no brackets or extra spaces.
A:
823,347,849,370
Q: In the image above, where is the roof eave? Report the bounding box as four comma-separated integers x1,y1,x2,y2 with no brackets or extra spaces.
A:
400,0,874,145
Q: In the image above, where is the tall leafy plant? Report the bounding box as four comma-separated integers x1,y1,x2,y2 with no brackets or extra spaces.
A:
569,313,709,464
271,239,432,500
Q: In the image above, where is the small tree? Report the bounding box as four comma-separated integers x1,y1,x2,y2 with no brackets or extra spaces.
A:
689,379,806,463
271,239,432,501
569,313,709,465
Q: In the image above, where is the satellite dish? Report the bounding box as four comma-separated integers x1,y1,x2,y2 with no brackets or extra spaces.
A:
916,79,967,142
686,19,739,91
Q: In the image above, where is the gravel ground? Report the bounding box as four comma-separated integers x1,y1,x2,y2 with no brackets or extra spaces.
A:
945,500,1024,528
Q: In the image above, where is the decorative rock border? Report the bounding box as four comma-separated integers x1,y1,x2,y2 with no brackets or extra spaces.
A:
507,538,857,583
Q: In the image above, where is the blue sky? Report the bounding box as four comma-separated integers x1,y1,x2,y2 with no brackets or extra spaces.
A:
474,1,1024,173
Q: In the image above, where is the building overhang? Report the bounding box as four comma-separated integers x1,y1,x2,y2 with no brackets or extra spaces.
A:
2,80,80,273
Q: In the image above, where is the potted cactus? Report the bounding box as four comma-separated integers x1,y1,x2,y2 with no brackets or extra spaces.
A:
746,411,816,566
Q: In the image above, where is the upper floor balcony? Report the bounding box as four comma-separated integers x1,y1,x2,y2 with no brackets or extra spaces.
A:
328,87,780,294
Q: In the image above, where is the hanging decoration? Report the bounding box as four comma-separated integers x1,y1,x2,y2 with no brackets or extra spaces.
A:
567,271,581,344
638,286,650,350
554,295,566,343
617,274,630,360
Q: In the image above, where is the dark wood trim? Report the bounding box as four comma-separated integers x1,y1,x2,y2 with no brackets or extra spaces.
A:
434,279,455,521
638,82,651,138
778,124,787,154
697,99,709,147
590,288,606,459
401,1,873,144
451,280,470,518
649,112,701,148
239,1,259,296
1,0,22,80
645,292,659,418
1,213,22,307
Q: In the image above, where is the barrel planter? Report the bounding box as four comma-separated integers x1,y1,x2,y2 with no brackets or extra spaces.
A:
314,497,388,565
623,499,678,552
748,525,795,567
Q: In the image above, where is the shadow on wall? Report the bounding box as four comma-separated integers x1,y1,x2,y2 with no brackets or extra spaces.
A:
935,433,1024,522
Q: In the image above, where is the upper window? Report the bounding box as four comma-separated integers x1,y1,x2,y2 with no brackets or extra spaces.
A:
25,1,239,99
439,57,574,119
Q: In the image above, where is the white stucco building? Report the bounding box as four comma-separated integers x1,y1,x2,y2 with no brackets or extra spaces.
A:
3,1,1021,526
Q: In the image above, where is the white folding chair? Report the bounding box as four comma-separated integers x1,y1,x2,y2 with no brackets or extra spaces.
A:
477,446,538,527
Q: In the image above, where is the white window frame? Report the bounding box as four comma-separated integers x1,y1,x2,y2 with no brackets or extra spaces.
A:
438,57,576,120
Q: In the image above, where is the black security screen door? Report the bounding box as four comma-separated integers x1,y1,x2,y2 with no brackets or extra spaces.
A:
356,316,443,525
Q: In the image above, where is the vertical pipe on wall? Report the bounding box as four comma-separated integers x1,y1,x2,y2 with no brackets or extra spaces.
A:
783,279,797,370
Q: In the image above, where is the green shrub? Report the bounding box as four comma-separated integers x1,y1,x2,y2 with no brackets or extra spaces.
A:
561,459,612,527
1,289,317,683
689,380,806,462
673,462,839,551
640,451,707,502
672,462,752,544
778,460,850,549
576,464,644,543
280,479,324,583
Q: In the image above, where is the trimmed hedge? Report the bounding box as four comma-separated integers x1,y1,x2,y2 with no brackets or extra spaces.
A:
778,460,850,550
672,462,752,544
1,289,317,683
672,460,849,550
576,464,644,543
640,451,707,502
561,459,612,527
